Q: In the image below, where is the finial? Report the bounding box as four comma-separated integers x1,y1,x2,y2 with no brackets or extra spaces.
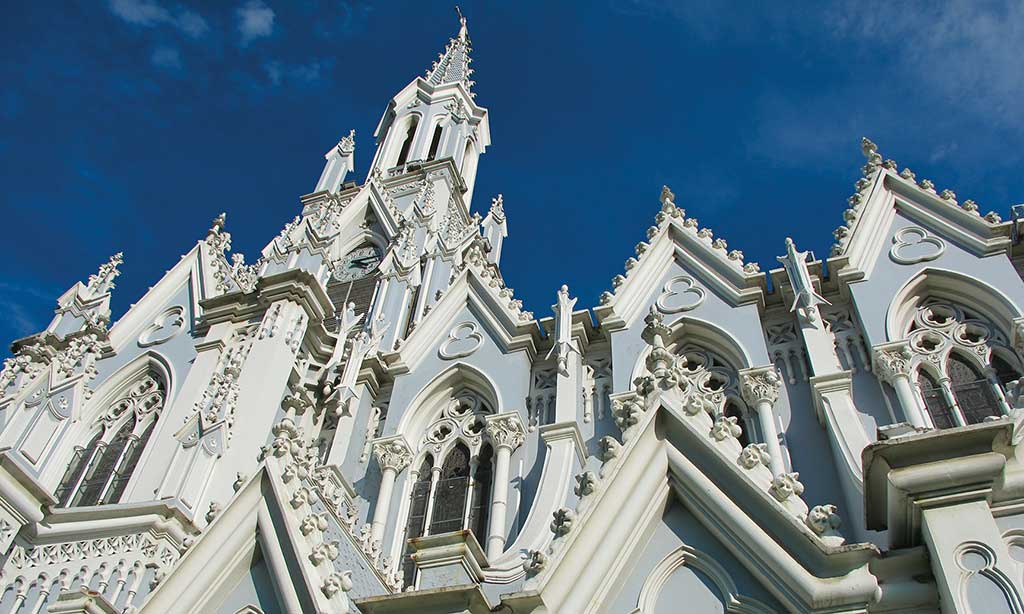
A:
86,252,124,295
455,5,468,42
660,185,675,206
860,137,877,158
490,193,504,216
209,212,226,236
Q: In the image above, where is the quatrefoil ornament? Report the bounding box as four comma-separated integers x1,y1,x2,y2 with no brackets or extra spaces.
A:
655,275,706,314
889,226,945,265
438,322,484,359
138,306,186,347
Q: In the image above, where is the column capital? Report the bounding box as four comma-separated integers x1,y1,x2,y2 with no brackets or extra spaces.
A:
872,340,915,384
371,435,413,473
485,411,526,451
738,365,782,407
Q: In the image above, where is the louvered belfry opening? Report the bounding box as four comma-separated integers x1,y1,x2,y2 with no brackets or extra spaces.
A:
325,275,378,333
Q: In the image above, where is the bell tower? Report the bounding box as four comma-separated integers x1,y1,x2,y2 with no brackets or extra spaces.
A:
367,8,490,209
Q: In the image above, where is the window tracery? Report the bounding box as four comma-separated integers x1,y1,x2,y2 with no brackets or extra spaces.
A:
903,300,1022,429
54,372,166,507
400,389,496,587
671,345,756,443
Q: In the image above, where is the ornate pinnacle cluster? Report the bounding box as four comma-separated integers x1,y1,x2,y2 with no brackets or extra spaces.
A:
86,252,124,297
832,138,1003,257
336,129,355,156
489,193,505,222
425,7,475,95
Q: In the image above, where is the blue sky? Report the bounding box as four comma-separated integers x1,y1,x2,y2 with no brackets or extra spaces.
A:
2,0,1023,350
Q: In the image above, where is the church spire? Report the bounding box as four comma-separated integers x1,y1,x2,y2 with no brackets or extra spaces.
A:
426,7,475,95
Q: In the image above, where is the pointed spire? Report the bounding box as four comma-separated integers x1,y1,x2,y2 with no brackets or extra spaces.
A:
482,194,508,265
426,7,475,94
85,252,124,297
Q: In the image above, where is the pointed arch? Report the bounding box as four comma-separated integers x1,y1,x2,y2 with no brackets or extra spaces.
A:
53,351,171,507
629,315,754,388
396,363,502,442
885,268,1023,342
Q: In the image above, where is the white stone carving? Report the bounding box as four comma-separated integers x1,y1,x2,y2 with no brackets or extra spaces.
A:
438,321,484,359
655,275,706,314
889,226,946,265
138,305,186,347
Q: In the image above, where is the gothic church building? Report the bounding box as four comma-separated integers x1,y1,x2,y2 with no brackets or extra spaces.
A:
3,14,1024,614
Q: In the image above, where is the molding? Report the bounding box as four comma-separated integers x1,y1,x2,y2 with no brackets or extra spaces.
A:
538,421,587,466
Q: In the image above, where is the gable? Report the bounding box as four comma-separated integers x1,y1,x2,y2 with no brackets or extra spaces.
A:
604,497,781,613
210,547,285,614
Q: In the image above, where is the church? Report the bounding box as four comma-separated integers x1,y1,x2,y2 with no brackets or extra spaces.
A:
2,12,1024,614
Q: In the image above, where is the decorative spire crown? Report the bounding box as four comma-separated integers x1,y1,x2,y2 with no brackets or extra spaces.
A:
86,252,124,296
426,7,475,95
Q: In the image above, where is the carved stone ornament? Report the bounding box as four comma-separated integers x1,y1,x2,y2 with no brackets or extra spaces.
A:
738,366,781,407
769,472,805,502
574,471,597,497
710,415,742,442
371,436,413,473
438,321,484,360
872,341,914,383
889,226,946,265
550,507,576,537
523,549,547,573
138,305,186,347
738,443,770,469
655,275,706,314
804,504,842,535
597,435,621,462
484,412,526,450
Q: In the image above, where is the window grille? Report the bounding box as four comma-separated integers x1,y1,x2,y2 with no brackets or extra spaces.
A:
948,355,1001,425
919,371,957,429
429,443,471,536
401,456,433,589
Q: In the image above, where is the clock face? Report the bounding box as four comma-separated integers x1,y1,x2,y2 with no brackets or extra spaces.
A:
335,246,382,282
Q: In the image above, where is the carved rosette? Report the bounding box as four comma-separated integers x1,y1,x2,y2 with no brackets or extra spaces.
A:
371,436,413,473
484,412,526,451
871,340,914,384
738,366,781,407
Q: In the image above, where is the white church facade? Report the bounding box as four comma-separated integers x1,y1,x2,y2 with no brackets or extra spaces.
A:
3,14,1024,614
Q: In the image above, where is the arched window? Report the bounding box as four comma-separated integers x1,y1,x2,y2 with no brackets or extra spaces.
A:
395,116,419,167
401,390,497,588
723,402,749,447
948,354,1001,424
670,345,756,445
902,299,1021,429
401,455,433,588
54,372,166,507
918,370,956,429
426,125,443,160
429,443,471,535
468,444,492,540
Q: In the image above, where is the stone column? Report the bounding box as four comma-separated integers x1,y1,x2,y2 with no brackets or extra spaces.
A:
873,341,928,429
739,366,784,476
370,435,413,543
483,412,526,560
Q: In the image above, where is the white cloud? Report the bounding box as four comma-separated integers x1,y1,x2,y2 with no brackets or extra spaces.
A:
263,59,329,86
237,0,275,45
821,1,1024,131
151,45,182,70
108,0,209,38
